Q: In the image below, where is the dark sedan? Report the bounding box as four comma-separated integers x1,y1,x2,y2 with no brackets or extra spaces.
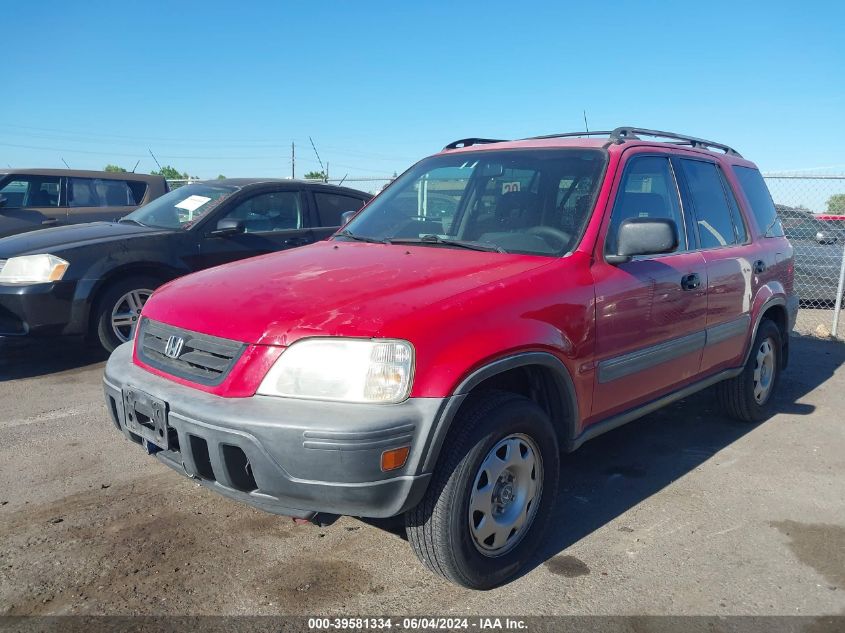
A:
0,179,370,351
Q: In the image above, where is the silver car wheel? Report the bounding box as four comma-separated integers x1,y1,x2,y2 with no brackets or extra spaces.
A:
468,433,543,557
111,289,152,343
753,338,776,404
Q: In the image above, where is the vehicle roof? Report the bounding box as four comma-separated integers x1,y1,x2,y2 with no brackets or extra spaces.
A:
0,168,165,181
438,129,758,167
198,178,372,196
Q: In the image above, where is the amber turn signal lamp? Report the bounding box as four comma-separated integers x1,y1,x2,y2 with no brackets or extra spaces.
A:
381,446,410,472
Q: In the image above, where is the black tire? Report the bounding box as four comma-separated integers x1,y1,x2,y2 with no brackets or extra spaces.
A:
92,276,160,353
717,319,783,423
404,391,560,589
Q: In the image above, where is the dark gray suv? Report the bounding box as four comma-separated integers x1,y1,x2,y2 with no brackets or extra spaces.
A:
0,169,168,238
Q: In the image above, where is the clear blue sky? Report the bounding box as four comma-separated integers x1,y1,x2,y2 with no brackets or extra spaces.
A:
3,0,843,180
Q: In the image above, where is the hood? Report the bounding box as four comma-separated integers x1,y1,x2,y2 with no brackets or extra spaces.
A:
0,221,168,257
143,241,554,345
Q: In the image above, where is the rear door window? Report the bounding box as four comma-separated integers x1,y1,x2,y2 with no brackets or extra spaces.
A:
0,176,61,207
732,166,784,237
68,178,139,207
678,159,739,249
313,192,367,227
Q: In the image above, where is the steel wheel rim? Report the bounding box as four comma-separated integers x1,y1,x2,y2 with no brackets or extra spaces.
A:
753,338,776,404
111,289,153,343
468,433,543,557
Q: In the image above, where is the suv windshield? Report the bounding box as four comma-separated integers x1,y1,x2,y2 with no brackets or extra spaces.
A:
341,148,606,256
121,184,238,230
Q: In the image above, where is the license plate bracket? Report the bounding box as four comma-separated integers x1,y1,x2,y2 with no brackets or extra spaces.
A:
122,386,170,451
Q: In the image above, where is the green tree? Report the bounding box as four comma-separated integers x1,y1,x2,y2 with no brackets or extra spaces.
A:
217,174,226,180
827,194,845,214
304,170,326,180
104,164,127,173
152,165,190,180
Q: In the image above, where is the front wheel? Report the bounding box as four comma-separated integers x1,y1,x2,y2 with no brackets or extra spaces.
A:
405,391,559,589
93,276,159,353
717,318,783,423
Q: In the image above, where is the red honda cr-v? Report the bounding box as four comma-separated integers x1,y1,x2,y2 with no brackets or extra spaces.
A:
104,127,797,589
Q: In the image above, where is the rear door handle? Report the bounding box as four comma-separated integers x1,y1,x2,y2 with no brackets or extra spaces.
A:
753,259,767,274
681,273,701,291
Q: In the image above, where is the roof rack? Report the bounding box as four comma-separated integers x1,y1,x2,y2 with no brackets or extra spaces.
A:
443,138,507,150
608,127,742,157
443,128,742,157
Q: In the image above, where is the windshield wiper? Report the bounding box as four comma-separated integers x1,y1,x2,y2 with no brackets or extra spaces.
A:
387,234,507,253
117,217,148,227
335,229,388,244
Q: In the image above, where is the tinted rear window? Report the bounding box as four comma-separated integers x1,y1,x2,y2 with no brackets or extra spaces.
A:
679,159,738,249
69,178,140,207
732,166,784,237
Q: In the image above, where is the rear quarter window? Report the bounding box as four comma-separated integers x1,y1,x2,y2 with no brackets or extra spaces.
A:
126,181,148,204
732,166,784,237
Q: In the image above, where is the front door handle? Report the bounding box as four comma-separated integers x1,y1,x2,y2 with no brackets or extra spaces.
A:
41,218,58,225
681,273,701,291
753,259,767,274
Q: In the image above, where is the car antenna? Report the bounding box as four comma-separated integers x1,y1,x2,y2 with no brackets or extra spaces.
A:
309,136,327,181
338,173,348,186
131,159,140,173
61,157,71,169
148,148,163,171
583,110,590,133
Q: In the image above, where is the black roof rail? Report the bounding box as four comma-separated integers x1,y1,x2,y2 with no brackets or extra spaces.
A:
443,138,507,150
444,128,742,157
608,127,742,157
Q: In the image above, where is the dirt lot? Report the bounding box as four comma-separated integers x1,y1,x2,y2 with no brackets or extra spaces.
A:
0,335,843,618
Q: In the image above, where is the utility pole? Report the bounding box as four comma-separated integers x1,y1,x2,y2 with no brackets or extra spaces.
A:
291,142,295,179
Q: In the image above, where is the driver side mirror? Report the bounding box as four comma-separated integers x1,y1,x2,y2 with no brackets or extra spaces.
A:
211,218,246,236
607,217,678,264
0,195,7,210
340,210,357,226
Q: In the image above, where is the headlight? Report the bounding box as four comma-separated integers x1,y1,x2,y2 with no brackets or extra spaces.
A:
257,338,414,403
0,254,69,284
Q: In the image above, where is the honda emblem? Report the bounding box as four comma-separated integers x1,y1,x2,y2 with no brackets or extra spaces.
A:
164,335,185,359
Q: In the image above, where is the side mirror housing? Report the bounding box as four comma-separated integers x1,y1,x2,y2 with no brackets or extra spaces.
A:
607,218,678,264
212,218,245,235
340,210,357,226
0,195,7,209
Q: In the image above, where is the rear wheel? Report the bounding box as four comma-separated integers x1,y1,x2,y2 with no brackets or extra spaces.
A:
93,276,159,353
717,319,782,423
405,391,559,589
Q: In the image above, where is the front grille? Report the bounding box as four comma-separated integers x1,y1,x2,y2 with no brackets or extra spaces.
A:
136,318,246,386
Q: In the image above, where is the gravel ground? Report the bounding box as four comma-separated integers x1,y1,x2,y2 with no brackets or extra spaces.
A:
0,336,843,618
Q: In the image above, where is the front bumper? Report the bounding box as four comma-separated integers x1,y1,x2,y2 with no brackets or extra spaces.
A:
103,343,453,519
0,280,78,336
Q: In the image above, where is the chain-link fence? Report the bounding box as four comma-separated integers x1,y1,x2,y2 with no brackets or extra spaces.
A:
764,175,845,340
